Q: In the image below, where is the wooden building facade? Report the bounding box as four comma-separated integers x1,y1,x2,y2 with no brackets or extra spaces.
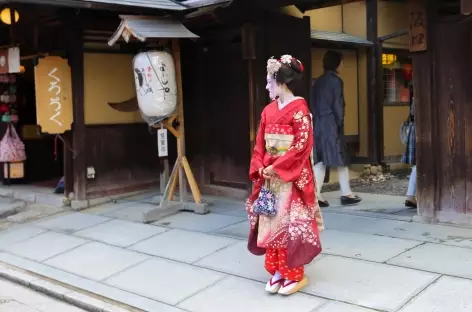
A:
413,0,472,225
0,0,316,203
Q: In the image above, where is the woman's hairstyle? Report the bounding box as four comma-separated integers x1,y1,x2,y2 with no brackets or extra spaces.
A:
267,55,304,94
323,50,343,71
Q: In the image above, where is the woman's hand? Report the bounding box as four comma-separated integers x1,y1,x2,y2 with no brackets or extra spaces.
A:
262,165,275,179
258,167,264,178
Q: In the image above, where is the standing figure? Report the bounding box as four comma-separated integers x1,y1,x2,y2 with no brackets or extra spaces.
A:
246,55,324,296
310,51,361,207
403,85,416,208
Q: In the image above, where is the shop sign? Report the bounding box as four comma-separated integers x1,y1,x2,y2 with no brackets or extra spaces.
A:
0,47,20,74
409,0,427,52
157,128,168,157
34,56,73,134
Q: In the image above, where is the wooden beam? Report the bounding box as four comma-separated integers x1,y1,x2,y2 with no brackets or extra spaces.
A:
169,39,202,205
461,0,472,14
69,18,87,201
296,0,364,13
412,0,437,219
63,131,74,196
366,0,382,163
9,7,17,44
242,23,256,153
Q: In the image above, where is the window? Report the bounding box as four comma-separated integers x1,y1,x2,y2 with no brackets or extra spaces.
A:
382,53,412,105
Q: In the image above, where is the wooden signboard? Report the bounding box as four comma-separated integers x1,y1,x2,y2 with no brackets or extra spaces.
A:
409,0,427,52
34,56,73,134
461,0,472,15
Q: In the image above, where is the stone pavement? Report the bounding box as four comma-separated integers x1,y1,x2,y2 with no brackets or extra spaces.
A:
0,191,471,311
0,277,86,312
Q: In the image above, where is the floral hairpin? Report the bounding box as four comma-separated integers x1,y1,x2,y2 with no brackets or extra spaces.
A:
267,57,282,76
267,54,304,76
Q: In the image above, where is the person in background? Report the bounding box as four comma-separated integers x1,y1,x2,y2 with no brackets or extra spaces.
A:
310,50,361,207
403,84,416,208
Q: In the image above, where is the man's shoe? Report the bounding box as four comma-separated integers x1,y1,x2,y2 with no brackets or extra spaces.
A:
318,200,330,208
341,195,362,206
405,200,417,209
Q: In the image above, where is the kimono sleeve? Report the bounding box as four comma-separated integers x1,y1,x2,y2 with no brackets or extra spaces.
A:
272,109,313,183
249,110,266,182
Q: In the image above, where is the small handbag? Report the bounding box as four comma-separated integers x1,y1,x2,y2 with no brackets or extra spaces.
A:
400,120,411,145
253,180,277,216
0,124,26,163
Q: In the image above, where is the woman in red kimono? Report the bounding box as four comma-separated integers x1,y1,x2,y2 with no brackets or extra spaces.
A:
246,55,324,296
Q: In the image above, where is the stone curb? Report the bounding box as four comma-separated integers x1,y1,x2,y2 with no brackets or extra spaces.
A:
0,263,137,312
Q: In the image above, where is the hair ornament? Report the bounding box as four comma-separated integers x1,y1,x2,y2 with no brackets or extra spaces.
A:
267,55,304,75
267,57,282,76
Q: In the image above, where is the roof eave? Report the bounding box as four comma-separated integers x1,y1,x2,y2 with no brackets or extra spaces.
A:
0,0,187,11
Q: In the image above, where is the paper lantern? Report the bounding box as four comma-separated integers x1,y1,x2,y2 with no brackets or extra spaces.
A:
402,64,413,82
132,51,177,120
0,8,19,25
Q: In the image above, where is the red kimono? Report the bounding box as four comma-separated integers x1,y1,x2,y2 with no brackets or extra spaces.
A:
246,98,324,273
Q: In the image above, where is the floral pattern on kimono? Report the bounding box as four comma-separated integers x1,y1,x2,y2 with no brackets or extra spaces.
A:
246,98,324,268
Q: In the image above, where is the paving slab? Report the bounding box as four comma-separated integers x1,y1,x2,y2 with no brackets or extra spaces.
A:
3,232,88,262
209,199,246,218
34,213,110,234
0,225,45,249
0,200,26,218
122,191,158,200
0,279,86,312
320,229,422,262
0,252,184,312
105,257,226,306
45,242,148,281
0,301,36,312
178,275,326,312
102,203,162,222
316,302,378,312
74,219,167,247
399,276,472,312
323,212,472,249
153,212,245,232
213,221,249,239
305,255,438,312
322,191,408,214
129,229,238,263
83,202,134,216
195,241,269,282
388,243,472,278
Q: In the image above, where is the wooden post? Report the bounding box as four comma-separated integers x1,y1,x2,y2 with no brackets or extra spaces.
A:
69,20,87,201
9,8,16,44
242,23,256,152
366,0,382,163
173,39,188,203
462,0,472,14
63,131,74,196
157,39,202,207
412,0,437,219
